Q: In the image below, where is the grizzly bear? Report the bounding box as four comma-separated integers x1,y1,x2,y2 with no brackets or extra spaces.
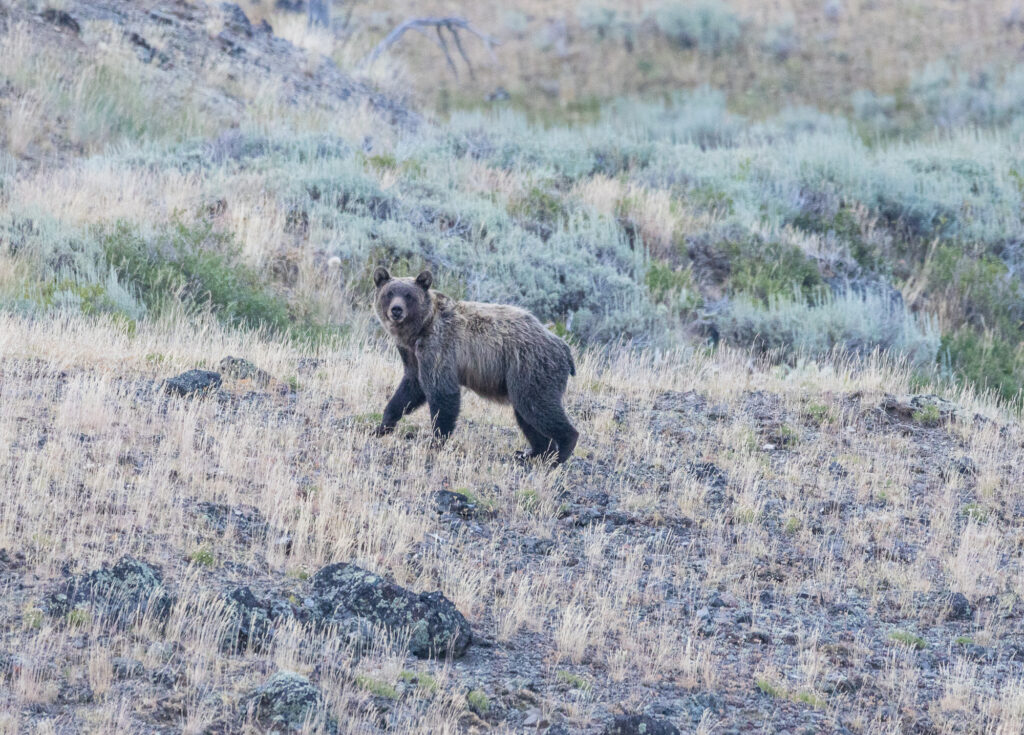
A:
371,267,579,464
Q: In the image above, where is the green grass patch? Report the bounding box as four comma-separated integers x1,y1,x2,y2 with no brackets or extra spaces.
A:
727,238,824,304
99,219,336,344
941,328,1023,404
645,261,701,312
66,607,92,628
509,186,567,226
188,546,216,567
466,689,490,715
515,489,541,512
355,675,399,700
803,402,831,426
755,676,785,698
23,606,44,630
793,690,827,709
556,670,591,690
962,503,988,523
399,670,439,694
888,630,927,650
911,402,942,426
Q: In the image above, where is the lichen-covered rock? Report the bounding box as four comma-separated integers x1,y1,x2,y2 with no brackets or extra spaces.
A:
218,356,273,387
881,394,959,425
311,563,472,659
192,501,270,544
247,671,336,733
603,714,681,735
433,489,477,518
222,586,273,653
48,556,175,626
111,657,145,680
164,369,222,397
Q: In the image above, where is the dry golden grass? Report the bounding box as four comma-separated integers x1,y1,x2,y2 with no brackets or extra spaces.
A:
230,0,1024,113
2,2,1024,730
0,308,1021,731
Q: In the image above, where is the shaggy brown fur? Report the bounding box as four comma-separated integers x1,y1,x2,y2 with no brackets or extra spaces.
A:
372,267,579,464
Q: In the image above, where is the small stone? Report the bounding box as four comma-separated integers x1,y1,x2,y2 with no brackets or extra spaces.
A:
944,592,972,621
822,672,861,694
219,356,273,387
41,8,81,33
523,707,547,727
111,657,145,680
686,461,727,489
219,3,253,36
828,460,849,478
164,370,221,397
520,536,555,555
247,671,336,733
745,629,771,644
603,714,681,735
433,490,476,518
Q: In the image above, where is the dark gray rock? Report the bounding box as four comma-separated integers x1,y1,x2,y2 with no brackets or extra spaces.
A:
686,460,728,489
433,490,476,518
41,8,80,33
822,672,862,694
164,370,222,397
945,592,973,621
0,548,25,570
604,714,681,735
219,3,253,36
247,672,336,733
311,563,471,658
48,556,175,626
192,501,270,544
222,586,273,653
881,394,958,425
521,536,555,555
942,456,978,481
111,657,145,680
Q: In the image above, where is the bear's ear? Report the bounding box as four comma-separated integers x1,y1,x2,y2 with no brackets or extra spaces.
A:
373,266,391,288
415,270,433,291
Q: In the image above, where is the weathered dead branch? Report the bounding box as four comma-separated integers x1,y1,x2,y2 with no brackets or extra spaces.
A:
359,16,498,79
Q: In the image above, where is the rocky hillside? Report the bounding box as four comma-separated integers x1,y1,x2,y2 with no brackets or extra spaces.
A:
2,0,1024,732
1,313,1022,734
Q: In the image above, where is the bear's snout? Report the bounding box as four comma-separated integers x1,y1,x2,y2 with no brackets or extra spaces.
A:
388,300,406,322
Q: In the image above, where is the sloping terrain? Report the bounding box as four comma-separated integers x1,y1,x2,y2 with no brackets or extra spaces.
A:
2,0,1024,733
1,314,1022,733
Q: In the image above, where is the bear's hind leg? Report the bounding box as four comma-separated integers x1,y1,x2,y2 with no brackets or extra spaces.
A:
513,397,578,465
514,409,556,459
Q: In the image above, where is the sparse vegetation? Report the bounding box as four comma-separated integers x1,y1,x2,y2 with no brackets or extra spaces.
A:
2,0,1024,733
187,546,216,568
466,688,490,715
889,630,928,650
354,674,399,700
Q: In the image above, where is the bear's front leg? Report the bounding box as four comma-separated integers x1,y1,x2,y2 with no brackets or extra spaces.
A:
375,375,426,436
427,390,461,443
415,344,461,444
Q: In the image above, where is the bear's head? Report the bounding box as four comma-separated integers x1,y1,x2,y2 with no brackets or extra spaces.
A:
373,267,434,338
